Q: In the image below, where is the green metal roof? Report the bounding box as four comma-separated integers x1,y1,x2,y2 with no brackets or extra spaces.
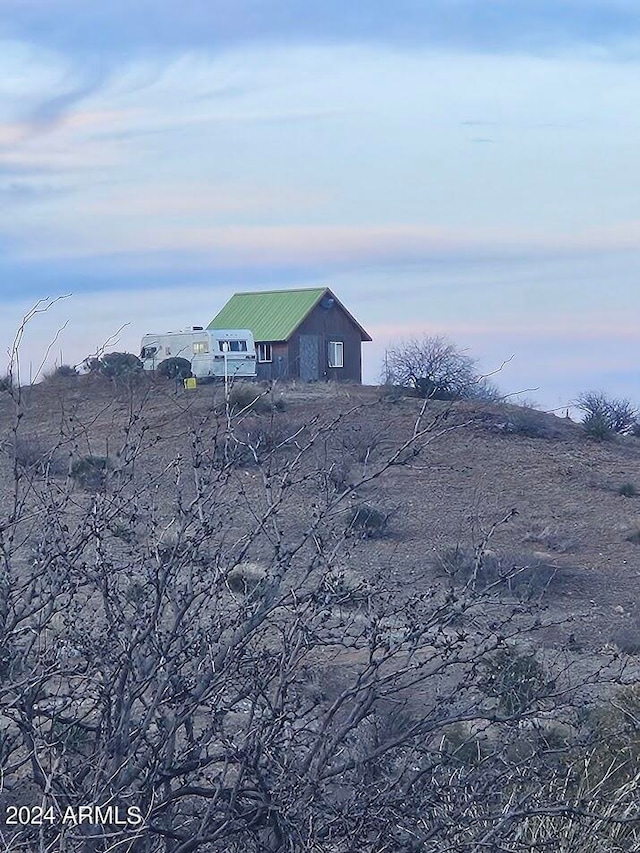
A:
208,288,370,342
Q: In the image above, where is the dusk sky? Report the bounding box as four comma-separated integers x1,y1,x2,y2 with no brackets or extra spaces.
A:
1,1,639,408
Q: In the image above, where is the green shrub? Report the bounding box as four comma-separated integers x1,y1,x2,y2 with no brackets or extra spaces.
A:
156,357,192,379
618,482,637,497
83,352,143,379
53,364,78,378
70,455,112,491
479,648,555,717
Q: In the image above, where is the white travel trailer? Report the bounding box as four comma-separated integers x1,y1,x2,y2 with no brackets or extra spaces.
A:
140,327,257,379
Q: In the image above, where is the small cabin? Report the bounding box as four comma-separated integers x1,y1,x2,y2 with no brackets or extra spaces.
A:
207,288,371,382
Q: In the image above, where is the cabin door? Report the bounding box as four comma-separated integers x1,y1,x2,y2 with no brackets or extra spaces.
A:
299,335,319,381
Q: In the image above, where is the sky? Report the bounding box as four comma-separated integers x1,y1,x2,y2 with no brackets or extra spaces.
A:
1,1,639,409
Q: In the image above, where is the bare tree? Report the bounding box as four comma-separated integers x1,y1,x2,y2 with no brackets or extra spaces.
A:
383,335,500,401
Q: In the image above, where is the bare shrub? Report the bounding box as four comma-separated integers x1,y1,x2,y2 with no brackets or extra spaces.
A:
438,546,564,600
4,434,66,476
575,391,638,436
226,383,284,414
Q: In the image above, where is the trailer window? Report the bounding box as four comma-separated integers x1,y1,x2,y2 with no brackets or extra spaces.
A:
328,341,344,368
193,341,209,355
218,340,248,352
257,343,272,363
141,346,158,359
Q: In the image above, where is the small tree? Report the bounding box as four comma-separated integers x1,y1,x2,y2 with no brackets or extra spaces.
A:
575,391,638,436
383,335,499,400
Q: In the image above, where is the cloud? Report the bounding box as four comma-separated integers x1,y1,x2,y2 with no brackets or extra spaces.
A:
8,221,640,270
2,0,640,60
0,181,74,204
25,66,109,134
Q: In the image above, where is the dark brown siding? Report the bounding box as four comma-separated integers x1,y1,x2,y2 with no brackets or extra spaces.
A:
255,342,289,380
292,302,363,382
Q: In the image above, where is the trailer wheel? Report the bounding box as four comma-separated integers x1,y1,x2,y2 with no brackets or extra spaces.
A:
156,357,192,379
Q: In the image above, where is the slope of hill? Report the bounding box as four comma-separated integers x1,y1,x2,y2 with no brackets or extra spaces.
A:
0,375,638,851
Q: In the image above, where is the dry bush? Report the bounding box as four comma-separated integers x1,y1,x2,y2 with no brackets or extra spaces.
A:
523,525,578,554
438,546,566,600
345,502,393,539
576,391,638,436
611,620,640,655
70,454,112,491
226,383,285,414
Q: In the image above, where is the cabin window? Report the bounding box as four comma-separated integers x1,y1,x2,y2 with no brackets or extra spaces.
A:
328,341,344,368
193,341,209,355
257,343,272,363
218,340,248,353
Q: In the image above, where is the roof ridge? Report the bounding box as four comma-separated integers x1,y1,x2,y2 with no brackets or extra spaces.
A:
232,286,327,296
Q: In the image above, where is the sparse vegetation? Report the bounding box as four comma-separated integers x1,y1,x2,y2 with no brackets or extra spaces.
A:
345,502,391,538
1,321,639,852
583,411,615,440
438,546,563,600
479,647,555,716
70,454,112,490
618,481,637,497
6,434,66,476
226,382,285,414
611,621,640,655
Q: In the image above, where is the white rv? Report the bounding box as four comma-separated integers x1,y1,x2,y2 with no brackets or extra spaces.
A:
140,328,257,379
